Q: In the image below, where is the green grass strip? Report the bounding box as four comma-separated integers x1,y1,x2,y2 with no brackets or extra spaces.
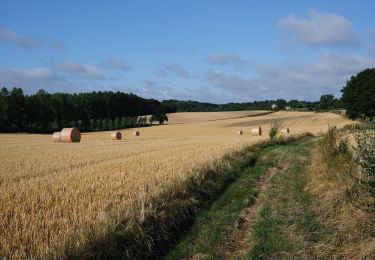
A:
165,137,315,259
247,137,326,259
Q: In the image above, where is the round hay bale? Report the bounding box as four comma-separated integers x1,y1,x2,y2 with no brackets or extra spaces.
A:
238,130,243,135
60,127,81,143
133,131,140,136
280,128,290,134
52,132,61,142
111,131,122,140
250,126,262,136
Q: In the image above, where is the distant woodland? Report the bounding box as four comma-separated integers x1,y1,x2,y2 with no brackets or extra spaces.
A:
0,87,341,133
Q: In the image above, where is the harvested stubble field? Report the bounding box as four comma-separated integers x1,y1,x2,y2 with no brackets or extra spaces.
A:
0,111,352,258
162,110,271,124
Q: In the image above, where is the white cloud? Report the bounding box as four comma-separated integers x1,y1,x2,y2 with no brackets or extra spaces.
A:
54,59,103,79
0,60,105,93
205,52,375,101
207,52,253,68
278,10,359,47
0,67,52,81
0,67,57,92
102,57,131,71
0,26,38,51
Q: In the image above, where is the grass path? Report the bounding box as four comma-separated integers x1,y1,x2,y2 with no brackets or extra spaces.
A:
164,143,279,260
165,137,322,259
246,137,324,259
220,166,278,259
220,167,277,259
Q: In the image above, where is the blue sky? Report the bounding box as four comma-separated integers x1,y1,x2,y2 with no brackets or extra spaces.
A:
1,1,375,103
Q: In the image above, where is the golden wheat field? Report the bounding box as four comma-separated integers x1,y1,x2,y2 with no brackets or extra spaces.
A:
163,110,271,124
0,111,352,258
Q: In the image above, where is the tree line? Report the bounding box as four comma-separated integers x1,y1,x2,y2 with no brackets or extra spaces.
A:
0,88,163,133
0,87,342,133
1,67,373,133
161,95,341,112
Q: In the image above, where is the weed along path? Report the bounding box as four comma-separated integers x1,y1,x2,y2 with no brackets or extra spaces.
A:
165,137,321,259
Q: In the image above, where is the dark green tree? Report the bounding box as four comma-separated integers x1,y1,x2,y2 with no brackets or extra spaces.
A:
114,117,120,129
275,99,287,110
90,119,95,131
150,114,168,125
0,88,9,131
288,99,302,108
151,105,169,124
319,94,336,110
96,118,102,131
341,68,375,118
7,88,26,130
120,117,128,128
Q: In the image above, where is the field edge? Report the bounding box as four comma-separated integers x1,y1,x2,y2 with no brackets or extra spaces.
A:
55,134,312,259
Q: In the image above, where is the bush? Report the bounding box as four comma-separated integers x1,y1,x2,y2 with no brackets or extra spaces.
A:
269,120,281,143
354,118,375,181
338,138,351,157
307,124,375,259
320,126,339,160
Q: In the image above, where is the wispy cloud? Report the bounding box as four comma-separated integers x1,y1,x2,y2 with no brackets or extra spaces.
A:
141,79,175,100
205,70,251,93
152,68,167,78
0,67,53,81
278,10,359,47
138,79,226,103
205,52,375,101
160,63,192,78
0,59,105,93
102,57,131,71
50,40,65,52
0,26,38,51
0,25,67,52
207,52,254,68
53,59,103,79
0,67,58,92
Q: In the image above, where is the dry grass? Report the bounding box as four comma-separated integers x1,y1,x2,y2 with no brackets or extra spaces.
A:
306,129,375,259
0,111,353,258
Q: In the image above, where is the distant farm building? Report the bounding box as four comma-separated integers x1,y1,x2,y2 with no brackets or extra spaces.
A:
285,106,291,111
271,104,278,111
